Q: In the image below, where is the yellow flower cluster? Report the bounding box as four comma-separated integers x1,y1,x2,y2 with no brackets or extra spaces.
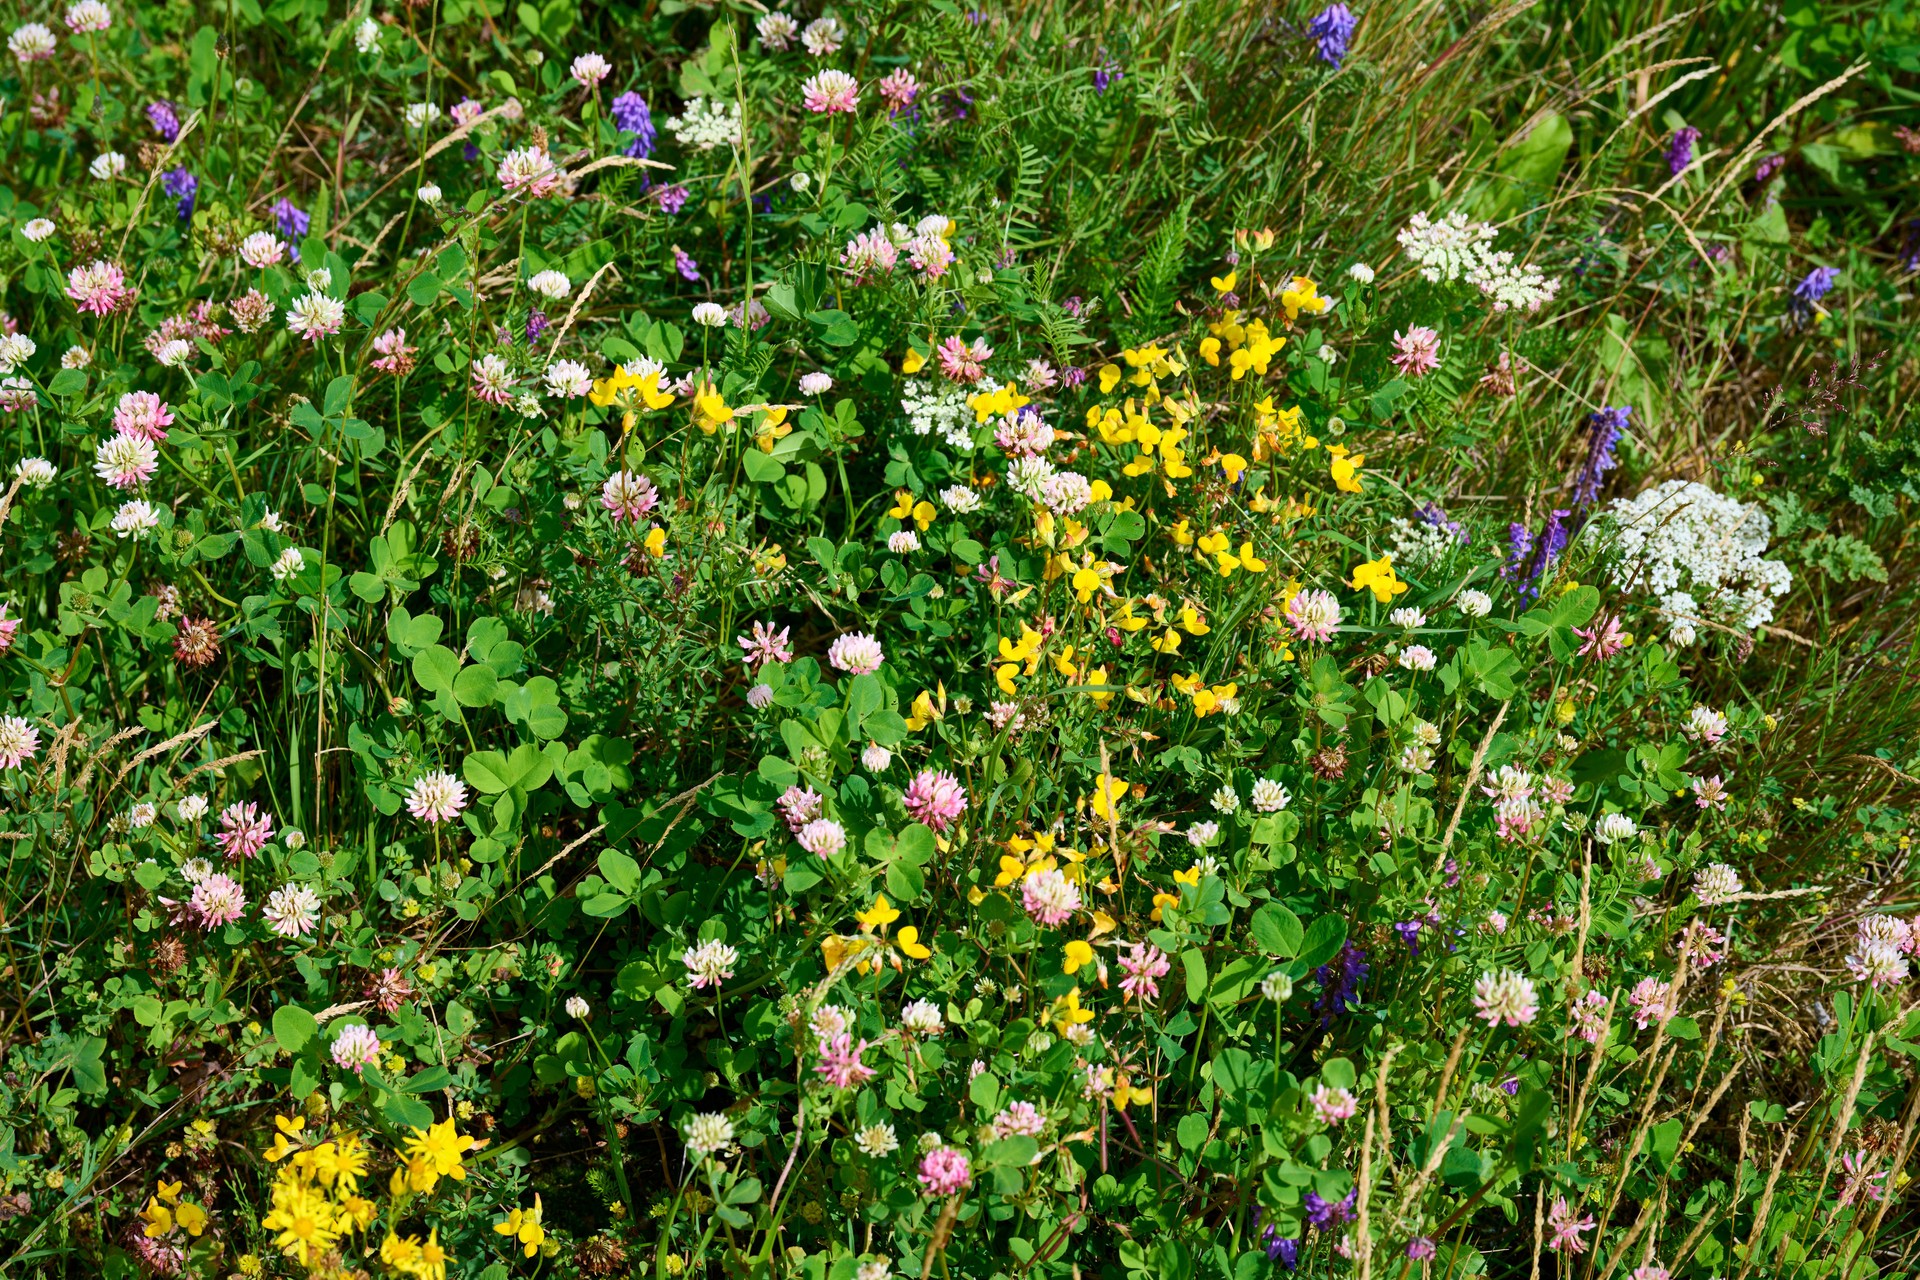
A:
140,1178,210,1242
256,1113,475,1278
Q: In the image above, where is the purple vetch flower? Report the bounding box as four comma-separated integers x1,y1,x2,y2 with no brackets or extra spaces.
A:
1415,501,1468,544
1306,4,1358,68
147,100,181,142
271,198,310,262
941,86,974,120
1901,218,1920,274
611,90,656,159
1754,152,1785,184
526,309,549,345
1303,1188,1357,1231
1407,1237,1437,1260
1666,126,1700,175
1251,1209,1300,1271
1500,1075,1521,1095
656,184,690,215
161,168,197,220
1394,920,1422,956
1313,941,1369,1020
673,247,700,282
1092,54,1122,94
1501,523,1535,584
1789,265,1839,320
1572,406,1629,508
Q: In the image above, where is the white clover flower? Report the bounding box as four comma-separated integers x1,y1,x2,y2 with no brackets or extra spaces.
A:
112,499,160,539
61,346,91,369
900,999,943,1035
239,231,286,268
569,52,611,88
1397,644,1436,672
262,883,323,938
1187,821,1219,847
404,102,442,131
853,1123,899,1157
14,454,55,485
285,292,346,342
1457,588,1493,617
65,2,112,35
1211,785,1241,815
861,744,892,771
544,359,594,399
691,302,728,328
887,530,921,554
176,794,209,822
417,183,443,205
129,802,157,828
1693,862,1744,906
354,18,380,53
528,269,571,300
21,218,54,243
1389,606,1427,629
565,995,591,1019
1346,262,1374,284
0,334,35,373
270,547,305,581
1250,779,1291,812
799,372,833,396
10,22,57,63
1594,813,1638,845
682,938,739,989
90,151,128,181
940,484,982,513
154,338,192,368
1261,971,1294,1001
1471,970,1539,1027
683,1112,736,1159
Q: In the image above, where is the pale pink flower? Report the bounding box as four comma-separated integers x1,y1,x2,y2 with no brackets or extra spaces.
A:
1693,775,1729,810
0,602,18,655
190,872,246,930
569,52,611,89
903,769,967,832
67,259,134,314
681,939,738,989
471,354,513,404
909,230,955,280
737,622,794,669
1118,941,1170,1004
796,817,847,857
330,1023,382,1073
498,145,563,197
406,771,467,823
371,327,417,375
1574,611,1628,661
841,228,899,281
1390,326,1442,378
937,335,991,383
990,1101,1046,1139
0,715,41,769
93,432,158,488
1021,867,1081,926
1838,1150,1888,1207
917,1147,970,1197
112,391,173,441
285,292,345,342
600,470,660,523
1569,990,1609,1043
877,69,920,113
230,289,274,333
814,1030,876,1088
262,882,322,937
801,69,860,114
1545,1197,1595,1253
215,801,274,859
827,632,885,675
1471,970,1539,1027
778,785,823,832
1284,589,1341,642
1308,1085,1358,1125
1627,976,1676,1030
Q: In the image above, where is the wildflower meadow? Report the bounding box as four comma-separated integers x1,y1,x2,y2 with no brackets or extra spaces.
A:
4,2,1920,1278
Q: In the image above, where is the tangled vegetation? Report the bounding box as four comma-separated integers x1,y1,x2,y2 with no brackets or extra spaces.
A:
2,2,1920,1279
